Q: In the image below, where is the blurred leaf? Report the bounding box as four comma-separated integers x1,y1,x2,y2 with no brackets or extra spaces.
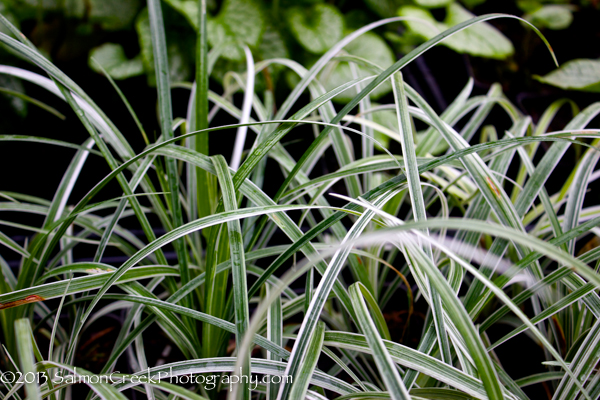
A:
137,8,157,84
371,106,397,151
4,0,85,18
363,0,406,18
64,0,86,18
207,0,265,61
0,2,20,35
7,0,60,18
535,59,600,92
285,3,344,55
385,30,425,55
461,0,486,7
320,31,394,102
258,23,289,84
414,0,454,8
516,0,543,13
525,5,573,30
0,4,30,78
210,58,244,84
259,23,289,61
344,9,372,30
0,74,26,117
136,8,193,86
280,0,324,6
164,0,199,29
88,43,144,80
399,3,514,59
89,0,141,31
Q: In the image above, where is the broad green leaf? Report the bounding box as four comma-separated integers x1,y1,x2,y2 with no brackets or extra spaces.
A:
0,4,20,36
535,59,600,92
321,31,394,102
525,5,573,30
399,4,514,59
363,0,405,18
207,0,265,61
462,0,486,7
89,0,141,31
285,4,344,55
4,0,61,18
371,106,396,151
414,0,454,8
64,0,86,18
256,22,289,82
163,0,199,28
136,8,193,86
258,23,289,61
88,43,144,80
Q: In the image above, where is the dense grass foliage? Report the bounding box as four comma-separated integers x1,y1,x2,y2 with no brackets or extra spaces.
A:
0,2,599,400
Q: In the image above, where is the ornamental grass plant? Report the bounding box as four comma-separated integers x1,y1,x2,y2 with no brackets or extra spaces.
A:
0,2,599,400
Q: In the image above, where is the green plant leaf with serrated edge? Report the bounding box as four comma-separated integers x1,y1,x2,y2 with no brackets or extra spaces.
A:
414,0,454,8
88,43,144,80
535,59,600,92
163,0,199,28
207,0,265,61
88,0,141,31
363,0,405,18
399,3,514,59
525,5,573,30
285,3,344,55
371,104,397,151
135,8,194,86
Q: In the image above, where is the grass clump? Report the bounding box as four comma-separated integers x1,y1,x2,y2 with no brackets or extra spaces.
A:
0,3,599,400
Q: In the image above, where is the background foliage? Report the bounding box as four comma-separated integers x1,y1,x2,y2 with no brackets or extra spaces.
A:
1,0,599,112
